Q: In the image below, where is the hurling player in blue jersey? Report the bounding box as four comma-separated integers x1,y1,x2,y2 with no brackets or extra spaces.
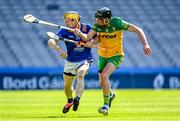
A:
48,11,94,114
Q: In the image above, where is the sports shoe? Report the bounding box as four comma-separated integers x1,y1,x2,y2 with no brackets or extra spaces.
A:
62,102,73,114
109,93,115,108
98,106,109,115
73,97,79,111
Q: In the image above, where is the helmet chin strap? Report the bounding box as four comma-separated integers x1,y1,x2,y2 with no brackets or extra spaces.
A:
67,20,79,29
73,21,80,29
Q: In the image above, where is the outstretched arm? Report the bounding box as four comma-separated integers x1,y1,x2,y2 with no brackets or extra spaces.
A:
85,37,100,48
76,36,100,48
48,39,67,58
127,23,152,56
74,29,97,42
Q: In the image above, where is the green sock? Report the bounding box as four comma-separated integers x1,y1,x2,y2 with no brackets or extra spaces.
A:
109,90,113,98
104,96,109,105
110,90,113,97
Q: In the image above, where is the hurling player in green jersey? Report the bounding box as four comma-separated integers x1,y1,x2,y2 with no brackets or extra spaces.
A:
73,7,152,115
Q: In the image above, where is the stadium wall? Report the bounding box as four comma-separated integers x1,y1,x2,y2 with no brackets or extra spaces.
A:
0,68,180,90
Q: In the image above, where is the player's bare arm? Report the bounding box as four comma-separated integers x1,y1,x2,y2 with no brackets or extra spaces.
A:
127,23,152,56
76,35,100,48
48,39,67,58
86,37,100,48
74,29,96,42
76,38,99,48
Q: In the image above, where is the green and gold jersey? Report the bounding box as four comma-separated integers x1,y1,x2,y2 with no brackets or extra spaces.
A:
92,17,129,58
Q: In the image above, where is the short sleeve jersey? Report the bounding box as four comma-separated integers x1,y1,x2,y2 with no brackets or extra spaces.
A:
56,23,93,62
92,17,129,58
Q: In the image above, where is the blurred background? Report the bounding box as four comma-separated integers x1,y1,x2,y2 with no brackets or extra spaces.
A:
0,0,180,90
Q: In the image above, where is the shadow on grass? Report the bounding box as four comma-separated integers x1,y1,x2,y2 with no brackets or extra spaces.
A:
34,114,102,118
1,113,103,119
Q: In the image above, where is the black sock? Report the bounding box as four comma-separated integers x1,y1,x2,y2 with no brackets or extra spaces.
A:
68,98,73,103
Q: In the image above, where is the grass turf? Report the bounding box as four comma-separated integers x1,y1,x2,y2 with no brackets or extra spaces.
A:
0,89,180,121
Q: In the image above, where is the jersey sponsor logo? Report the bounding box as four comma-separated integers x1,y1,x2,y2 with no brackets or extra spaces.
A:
76,36,80,40
100,34,116,39
67,35,75,39
74,47,84,52
67,35,80,41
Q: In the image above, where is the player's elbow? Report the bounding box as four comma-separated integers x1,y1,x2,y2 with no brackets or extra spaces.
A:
129,24,143,34
135,27,144,35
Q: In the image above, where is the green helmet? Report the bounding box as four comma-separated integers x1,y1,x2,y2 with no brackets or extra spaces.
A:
95,7,112,19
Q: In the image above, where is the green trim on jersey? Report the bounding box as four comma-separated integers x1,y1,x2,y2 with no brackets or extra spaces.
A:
92,17,129,33
98,55,124,73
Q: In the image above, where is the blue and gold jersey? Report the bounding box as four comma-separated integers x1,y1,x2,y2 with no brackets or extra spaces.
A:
56,23,93,62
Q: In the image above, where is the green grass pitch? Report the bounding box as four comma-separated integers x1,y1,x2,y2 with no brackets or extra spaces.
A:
1,89,180,121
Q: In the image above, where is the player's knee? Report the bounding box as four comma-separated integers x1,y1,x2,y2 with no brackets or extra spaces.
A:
77,74,84,81
100,72,109,81
99,80,103,87
77,70,85,80
99,73,110,87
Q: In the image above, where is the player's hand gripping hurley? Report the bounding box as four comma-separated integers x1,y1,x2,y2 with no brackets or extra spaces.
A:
47,32,87,46
23,14,74,32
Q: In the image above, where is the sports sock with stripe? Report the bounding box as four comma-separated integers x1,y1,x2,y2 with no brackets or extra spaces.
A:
104,96,109,105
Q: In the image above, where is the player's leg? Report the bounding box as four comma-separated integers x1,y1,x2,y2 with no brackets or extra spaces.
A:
98,55,124,115
63,73,76,100
98,62,116,115
73,61,90,111
62,73,76,113
62,60,77,114
76,64,89,97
